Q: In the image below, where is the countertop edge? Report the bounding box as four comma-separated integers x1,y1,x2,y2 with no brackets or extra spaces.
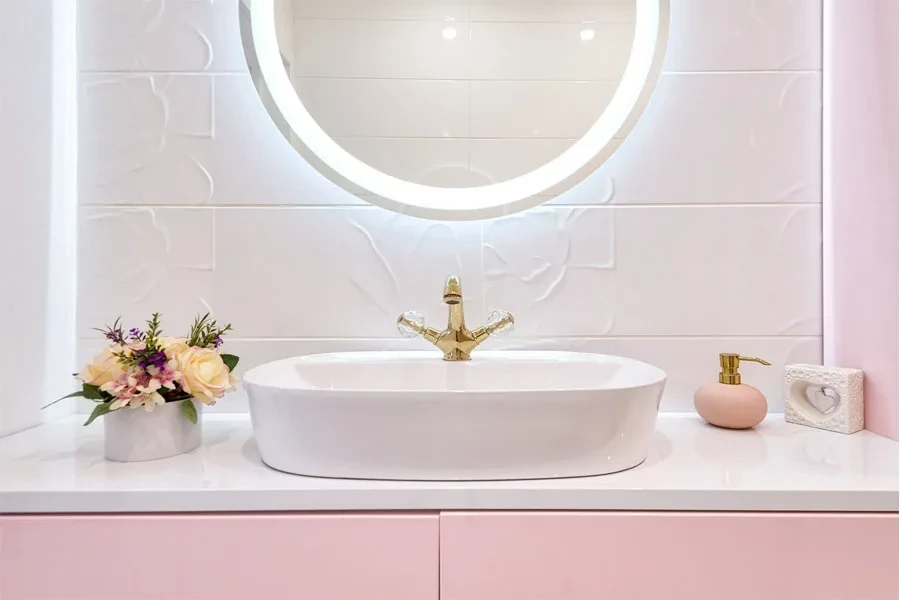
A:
2,489,897,515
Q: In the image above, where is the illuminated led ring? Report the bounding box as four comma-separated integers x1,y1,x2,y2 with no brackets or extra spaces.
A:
250,0,667,220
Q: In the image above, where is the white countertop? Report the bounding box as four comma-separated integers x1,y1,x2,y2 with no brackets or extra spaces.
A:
0,414,896,514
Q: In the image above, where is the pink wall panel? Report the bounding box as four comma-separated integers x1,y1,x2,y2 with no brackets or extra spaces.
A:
824,0,899,439
440,512,899,600
0,513,439,600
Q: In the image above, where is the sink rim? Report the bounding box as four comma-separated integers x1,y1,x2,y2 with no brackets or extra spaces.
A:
243,350,667,395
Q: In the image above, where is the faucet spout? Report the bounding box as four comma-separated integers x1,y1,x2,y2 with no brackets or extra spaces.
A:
397,274,515,361
442,274,466,332
443,274,463,304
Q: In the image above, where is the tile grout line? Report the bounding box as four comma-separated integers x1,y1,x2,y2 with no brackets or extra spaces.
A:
81,203,825,209
78,335,824,342
81,71,823,78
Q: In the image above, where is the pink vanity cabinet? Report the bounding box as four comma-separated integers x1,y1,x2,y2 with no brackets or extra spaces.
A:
441,512,900,600
0,514,439,600
1,511,897,600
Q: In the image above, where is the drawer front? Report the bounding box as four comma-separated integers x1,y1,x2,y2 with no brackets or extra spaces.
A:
440,512,899,600
0,513,439,600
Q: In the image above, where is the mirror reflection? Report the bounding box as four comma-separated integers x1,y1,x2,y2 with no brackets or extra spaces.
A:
245,0,638,188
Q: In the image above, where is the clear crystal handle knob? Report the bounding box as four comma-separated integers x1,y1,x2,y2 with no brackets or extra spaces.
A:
486,310,515,337
397,310,426,338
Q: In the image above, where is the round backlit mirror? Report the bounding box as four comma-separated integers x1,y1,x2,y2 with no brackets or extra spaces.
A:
240,0,669,220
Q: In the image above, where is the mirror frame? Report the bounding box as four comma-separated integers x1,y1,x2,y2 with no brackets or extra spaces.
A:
245,0,670,220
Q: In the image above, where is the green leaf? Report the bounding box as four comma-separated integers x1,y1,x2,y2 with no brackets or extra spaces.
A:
180,400,198,425
41,391,85,410
83,402,113,426
82,383,105,400
220,354,240,372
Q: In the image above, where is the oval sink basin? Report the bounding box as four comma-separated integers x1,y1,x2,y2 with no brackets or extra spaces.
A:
244,351,666,481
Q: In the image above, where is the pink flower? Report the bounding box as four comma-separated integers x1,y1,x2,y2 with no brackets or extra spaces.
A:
146,359,180,390
100,362,182,412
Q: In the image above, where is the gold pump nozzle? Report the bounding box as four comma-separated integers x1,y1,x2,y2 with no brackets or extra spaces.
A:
718,353,771,385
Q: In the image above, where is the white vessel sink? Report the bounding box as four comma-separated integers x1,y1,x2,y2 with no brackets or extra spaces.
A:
244,351,666,481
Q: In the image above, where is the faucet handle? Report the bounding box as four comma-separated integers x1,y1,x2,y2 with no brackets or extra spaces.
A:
485,310,515,337
397,310,427,338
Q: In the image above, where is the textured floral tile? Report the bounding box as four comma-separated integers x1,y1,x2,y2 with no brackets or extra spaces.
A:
664,0,822,71
210,74,363,206
594,72,822,205
483,207,616,336
607,205,822,336
79,0,245,72
482,204,821,337
79,207,216,337
80,74,214,205
211,207,484,338
79,73,360,206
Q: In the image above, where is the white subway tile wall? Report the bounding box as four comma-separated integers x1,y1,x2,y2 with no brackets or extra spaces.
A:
290,3,635,185
292,79,471,139
78,0,823,413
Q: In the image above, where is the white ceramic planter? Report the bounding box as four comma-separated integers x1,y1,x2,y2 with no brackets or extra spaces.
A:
103,399,202,462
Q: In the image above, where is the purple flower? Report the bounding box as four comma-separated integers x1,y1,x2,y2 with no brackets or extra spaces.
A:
213,335,223,348
104,329,125,344
129,328,144,341
138,351,167,370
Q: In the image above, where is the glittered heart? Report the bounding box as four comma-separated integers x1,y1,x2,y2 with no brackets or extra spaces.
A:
804,384,841,415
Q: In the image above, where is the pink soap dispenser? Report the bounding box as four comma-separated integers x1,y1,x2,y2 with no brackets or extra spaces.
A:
694,353,772,429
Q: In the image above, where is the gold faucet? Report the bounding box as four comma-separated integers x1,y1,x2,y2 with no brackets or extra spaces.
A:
397,274,515,361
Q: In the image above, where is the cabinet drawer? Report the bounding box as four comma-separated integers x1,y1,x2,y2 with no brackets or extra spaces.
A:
440,512,898,600
0,513,439,600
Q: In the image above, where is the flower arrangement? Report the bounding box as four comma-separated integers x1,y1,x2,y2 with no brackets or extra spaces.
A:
50,313,239,426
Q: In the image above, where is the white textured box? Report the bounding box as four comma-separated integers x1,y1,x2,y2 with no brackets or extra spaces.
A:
784,364,864,434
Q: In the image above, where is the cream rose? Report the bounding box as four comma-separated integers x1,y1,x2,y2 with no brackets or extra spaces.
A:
77,347,124,387
160,336,190,360
174,347,235,404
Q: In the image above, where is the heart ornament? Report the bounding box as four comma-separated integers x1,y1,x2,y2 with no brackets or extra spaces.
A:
804,384,841,416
